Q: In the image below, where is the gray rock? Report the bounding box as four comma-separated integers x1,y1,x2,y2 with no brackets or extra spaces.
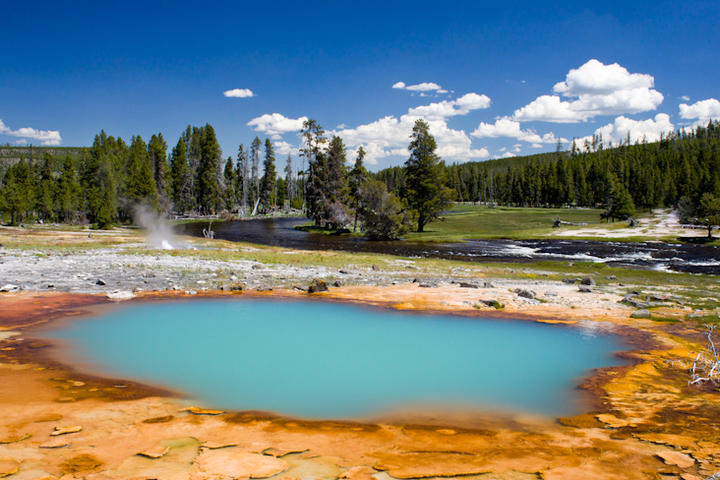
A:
418,282,438,288
630,309,651,319
580,277,595,286
458,282,479,288
0,284,21,293
229,284,244,292
308,278,328,293
562,278,580,284
578,287,592,293
544,291,558,297
514,288,536,299
482,281,496,288
478,299,504,309
332,281,342,287
95,279,106,286
605,275,617,280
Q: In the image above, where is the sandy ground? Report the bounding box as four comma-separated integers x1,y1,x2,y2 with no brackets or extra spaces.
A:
549,209,696,239
0,227,719,479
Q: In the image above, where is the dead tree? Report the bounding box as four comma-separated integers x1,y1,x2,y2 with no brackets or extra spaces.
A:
690,324,719,385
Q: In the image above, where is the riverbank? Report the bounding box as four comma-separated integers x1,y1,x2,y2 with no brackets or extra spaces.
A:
0,226,719,479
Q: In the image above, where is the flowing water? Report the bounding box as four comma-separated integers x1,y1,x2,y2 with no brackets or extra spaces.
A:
44,299,625,419
178,217,720,274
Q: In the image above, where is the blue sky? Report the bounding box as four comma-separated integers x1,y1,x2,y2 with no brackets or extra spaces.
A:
1,0,719,170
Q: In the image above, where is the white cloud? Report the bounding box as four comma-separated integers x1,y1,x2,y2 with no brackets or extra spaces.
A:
273,140,298,156
0,118,62,145
590,113,674,145
501,152,516,158
407,93,491,120
223,88,254,98
333,96,491,165
392,81,445,93
679,98,720,125
680,95,690,102
471,117,566,144
513,59,664,123
247,113,308,136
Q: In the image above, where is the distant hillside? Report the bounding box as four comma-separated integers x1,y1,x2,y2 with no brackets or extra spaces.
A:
0,145,86,166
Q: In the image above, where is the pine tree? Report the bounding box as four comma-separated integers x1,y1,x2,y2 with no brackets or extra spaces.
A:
125,135,159,210
348,146,368,231
223,156,236,212
258,139,277,213
55,155,79,222
284,154,294,210
170,137,193,213
301,119,328,225
196,124,221,214
36,152,56,221
1,159,33,225
148,133,169,200
83,132,118,228
403,119,454,232
236,144,247,213
250,137,261,209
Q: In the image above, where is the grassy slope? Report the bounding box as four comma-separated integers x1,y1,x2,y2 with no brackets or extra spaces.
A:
404,205,611,242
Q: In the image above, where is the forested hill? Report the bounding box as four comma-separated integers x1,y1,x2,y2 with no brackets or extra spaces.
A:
377,121,720,212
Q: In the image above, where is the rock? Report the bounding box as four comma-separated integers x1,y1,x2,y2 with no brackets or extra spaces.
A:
251,264,262,270
581,276,595,286
482,281,495,288
418,282,438,288
0,284,20,293
39,438,71,448
255,287,272,292
338,269,349,274
194,450,288,479
136,446,170,459
371,265,379,271
308,279,328,293
292,286,306,292
544,291,558,297
332,281,342,287
0,433,30,444
106,290,134,300
605,275,617,280
181,406,225,416
656,450,695,468
631,309,651,319
514,288,536,299
50,425,82,436
230,284,244,292
458,282,478,288
578,287,592,293
562,278,580,284
0,458,20,477
478,299,504,309
95,278,106,286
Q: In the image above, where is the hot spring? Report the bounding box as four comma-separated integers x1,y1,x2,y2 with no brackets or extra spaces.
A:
43,299,625,419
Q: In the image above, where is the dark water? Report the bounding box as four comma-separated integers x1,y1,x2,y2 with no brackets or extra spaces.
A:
178,217,720,274
45,299,624,417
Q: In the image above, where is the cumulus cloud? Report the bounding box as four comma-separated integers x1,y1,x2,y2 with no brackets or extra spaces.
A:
223,88,254,98
680,95,691,102
513,59,664,123
333,98,490,165
471,117,566,144
392,81,445,93
407,93,491,120
247,113,308,136
273,140,298,156
0,118,62,145
582,113,674,146
501,152,516,158
679,98,720,125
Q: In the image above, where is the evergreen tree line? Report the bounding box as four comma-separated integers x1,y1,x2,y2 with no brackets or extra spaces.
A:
0,124,306,227
299,118,452,238
377,121,720,224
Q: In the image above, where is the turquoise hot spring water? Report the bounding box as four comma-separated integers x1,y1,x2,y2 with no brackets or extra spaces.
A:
43,299,626,419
